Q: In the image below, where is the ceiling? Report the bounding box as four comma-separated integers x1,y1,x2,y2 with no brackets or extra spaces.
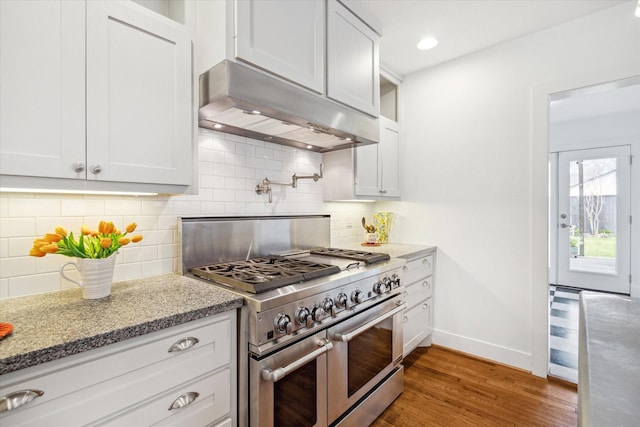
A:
343,0,629,77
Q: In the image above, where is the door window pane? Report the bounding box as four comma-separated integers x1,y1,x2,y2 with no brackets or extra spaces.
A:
568,157,617,274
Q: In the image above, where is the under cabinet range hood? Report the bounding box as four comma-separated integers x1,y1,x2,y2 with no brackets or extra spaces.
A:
198,60,379,153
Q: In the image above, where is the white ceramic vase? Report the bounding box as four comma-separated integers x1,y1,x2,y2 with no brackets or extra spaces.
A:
60,255,117,299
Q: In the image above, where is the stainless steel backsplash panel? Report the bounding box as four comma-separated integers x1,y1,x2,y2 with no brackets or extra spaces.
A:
180,215,331,273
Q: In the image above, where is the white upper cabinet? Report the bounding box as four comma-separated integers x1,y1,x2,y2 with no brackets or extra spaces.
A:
0,0,86,180
235,0,325,93
86,1,192,185
354,116,399,197
377,116,400,197
327,0,380,117
0,0,193,191
231,0,379,117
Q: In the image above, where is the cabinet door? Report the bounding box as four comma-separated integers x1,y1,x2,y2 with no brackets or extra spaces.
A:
354,144,380,197
235,0,325,93
0,0,85,179
86,1,192,186
327,0,379,117
379,116,400,197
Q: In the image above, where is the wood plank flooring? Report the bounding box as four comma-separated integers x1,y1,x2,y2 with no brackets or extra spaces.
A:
372,345,578,427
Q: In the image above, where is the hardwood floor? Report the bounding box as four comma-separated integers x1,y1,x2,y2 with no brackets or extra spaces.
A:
372,346,578,427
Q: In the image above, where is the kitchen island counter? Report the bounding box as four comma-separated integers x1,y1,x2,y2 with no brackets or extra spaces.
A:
0,274,242,375
579,292,640,426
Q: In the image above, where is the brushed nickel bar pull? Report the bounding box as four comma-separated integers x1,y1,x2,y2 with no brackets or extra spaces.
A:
331,303,406,343
261,339,333,382
168,336,200,352
168,391,199,410
0,389,44,413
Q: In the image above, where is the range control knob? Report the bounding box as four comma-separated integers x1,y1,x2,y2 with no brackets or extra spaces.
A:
391,273,400,287
274,314,293,335
335,293,348,308
311,306,327,322
321,298,335,315
383,277,392,289
295,307,311,325
373,281,386,294
351,290,365,304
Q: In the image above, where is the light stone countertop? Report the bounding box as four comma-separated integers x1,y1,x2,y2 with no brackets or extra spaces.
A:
0,274,243,375
344,242,436,260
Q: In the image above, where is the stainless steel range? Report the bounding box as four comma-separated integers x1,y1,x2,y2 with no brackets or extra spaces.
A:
180,216,406,427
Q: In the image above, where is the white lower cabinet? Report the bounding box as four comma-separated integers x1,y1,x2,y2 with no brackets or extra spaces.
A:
402,252,435,356
0,312,236,427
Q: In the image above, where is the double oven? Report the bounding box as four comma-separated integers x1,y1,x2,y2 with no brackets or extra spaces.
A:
181,216,406,427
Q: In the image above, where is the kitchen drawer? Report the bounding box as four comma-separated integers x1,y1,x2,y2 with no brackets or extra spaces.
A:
404,276,433,310
402,255,433,285
97,368,231,427
0,314,232,422
403,298,433,357
1,344,221,426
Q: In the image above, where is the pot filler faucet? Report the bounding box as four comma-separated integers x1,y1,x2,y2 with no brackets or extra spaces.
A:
255,163,323,203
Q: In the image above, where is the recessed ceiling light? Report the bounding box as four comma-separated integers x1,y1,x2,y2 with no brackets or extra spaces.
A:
417,37,438,50
213,123,223,129
635,0,640,17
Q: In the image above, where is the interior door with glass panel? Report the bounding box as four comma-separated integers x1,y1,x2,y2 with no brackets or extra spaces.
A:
556,146,631,294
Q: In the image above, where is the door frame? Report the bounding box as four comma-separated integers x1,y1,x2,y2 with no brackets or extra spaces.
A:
530,67,640,378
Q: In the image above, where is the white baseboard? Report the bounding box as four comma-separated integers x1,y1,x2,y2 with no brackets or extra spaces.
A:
433,329,532,372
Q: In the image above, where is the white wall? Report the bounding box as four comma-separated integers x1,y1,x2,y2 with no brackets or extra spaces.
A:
0,129,373,299
378,3,640,372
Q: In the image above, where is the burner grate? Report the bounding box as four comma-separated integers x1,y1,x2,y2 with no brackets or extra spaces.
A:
191,257,341,294
310,248,390,264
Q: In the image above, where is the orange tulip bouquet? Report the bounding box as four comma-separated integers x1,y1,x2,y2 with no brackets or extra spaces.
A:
29,220,143,259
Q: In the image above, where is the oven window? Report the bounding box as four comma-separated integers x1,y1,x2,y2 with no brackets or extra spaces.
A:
274,359,317,427
347,318,393,396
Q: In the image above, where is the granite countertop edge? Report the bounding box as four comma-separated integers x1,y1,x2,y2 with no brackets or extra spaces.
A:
0,274,243,376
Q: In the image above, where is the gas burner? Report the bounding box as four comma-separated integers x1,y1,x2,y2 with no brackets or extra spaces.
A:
191,257,341,294
310,248,390,264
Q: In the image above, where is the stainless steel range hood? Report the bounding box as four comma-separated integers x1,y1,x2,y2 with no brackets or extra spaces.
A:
198,60,379,153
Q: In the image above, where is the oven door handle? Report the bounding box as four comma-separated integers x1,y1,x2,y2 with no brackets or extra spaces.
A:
261,338,333,382
331,302,406,343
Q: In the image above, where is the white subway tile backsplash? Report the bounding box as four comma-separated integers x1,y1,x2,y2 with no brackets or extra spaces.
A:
236,142,256,156
236,166,257,179
214,163,236,177
59,198,100,217
255,146,274,158
140,229,173,246
200,201,225,213
157,243,178,259
0,218,36,237
114,262,142,282
0,278,8,298
123,246,158,263
141,200,172,216
225,202,247,214
142,259,174,276
0,129,375,299
8,198,60,217
8,272,61,297
225,177,248,190
0,257,35,278
224,152,247,166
